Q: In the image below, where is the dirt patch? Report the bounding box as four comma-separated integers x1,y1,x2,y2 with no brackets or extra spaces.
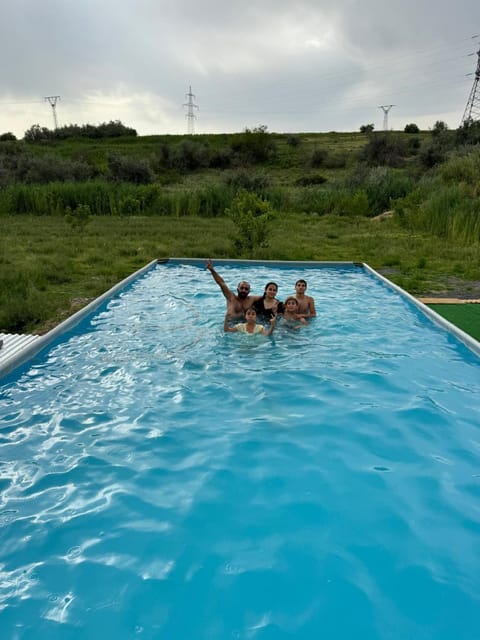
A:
377,269,480,301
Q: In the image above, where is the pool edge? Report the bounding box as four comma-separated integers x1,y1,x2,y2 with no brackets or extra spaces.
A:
0,259,159,380
2,258,478,380
363,263,480,357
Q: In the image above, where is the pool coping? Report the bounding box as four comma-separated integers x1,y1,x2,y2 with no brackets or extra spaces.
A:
1,258,479,380
0,259,158,379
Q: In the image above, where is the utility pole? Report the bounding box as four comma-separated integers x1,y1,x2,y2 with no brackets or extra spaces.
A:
461,46,480,124
378,104,395,131
183,86,198,135
45,95,61,129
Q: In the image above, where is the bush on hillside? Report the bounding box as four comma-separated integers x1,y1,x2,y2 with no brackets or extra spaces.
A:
295,174,327,186
456,119,480,146
108,155,154,184
24,120,137,143
225,170,271,193
0,132,17,141
170,140,211,171
308,147,329,168
17,154,95,184
230,125,277,164
358,132,408,167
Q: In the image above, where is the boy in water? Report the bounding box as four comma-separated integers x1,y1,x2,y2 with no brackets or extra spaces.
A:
282,297,308,329
224,307,276,336
294,279,316,318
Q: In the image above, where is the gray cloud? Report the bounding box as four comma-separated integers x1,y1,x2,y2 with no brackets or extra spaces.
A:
1,0,479,136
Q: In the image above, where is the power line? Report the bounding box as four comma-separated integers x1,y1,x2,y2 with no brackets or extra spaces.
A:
378,105,395,130
44,95,60,129
183,86,198,134
461,45,480,124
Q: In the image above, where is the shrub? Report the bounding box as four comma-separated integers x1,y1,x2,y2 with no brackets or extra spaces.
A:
295,174,327,186
418,142,446,169
359,132,408,167
225,170,271,193
17,153,94,184
108,155,154,184
225,189,274,256
333,191,370,217
286,135,301,147
24,124,53,143
170,140,210,171
404,123,420,133
308,147,329,168
456,119,480,146
360,124,374,133
65,203,92,231
0,132,16,141
208,147,233,169
230,125,277,164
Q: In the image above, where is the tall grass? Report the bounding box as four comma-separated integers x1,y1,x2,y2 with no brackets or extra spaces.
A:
395,150,480,244
0,181,235,217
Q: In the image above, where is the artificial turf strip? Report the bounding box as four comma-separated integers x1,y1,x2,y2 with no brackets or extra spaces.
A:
428,304,480,342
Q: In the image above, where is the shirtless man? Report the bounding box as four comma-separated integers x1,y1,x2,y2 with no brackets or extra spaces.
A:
206,259,260,319
294,279,316,318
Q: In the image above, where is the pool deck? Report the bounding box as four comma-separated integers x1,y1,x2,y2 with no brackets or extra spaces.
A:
0,333,41,370
418,298,480,304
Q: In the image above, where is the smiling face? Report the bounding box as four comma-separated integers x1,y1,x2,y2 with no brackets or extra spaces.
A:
285,297,299,312
264,282,278,299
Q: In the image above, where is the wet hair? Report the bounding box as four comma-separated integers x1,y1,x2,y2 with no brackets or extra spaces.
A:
262,281,278,298
284,296,299,307
244,307,257,317
295,279,307,288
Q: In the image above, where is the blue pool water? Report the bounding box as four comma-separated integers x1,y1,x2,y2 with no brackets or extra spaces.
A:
0,262,479,639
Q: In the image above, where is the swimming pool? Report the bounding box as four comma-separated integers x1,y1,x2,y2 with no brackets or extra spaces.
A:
1,261,479,639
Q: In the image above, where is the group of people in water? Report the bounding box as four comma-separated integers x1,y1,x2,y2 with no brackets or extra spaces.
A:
206,260,316,335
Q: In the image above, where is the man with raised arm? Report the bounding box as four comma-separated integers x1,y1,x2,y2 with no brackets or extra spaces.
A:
206,259,260,320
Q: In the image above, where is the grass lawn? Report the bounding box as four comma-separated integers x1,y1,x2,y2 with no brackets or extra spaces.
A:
1,213,480,336
428,304,480,342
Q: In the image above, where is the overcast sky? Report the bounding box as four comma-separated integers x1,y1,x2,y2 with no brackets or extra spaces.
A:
1,0,479,138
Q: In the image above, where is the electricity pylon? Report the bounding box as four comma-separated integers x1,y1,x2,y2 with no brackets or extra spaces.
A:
378,105,394,131
45,95,60,129
461,47,480,124
183,86,198,134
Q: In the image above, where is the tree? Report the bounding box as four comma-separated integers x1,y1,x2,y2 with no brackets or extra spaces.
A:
404,123,419,133
0,132,16,141
226,189,274,257
432,120,448,136
230,125,277,164
360,124,374,133
24,124,53,143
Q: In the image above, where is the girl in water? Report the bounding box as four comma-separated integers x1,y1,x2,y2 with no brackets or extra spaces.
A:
252,282,284,321
224,307,276,336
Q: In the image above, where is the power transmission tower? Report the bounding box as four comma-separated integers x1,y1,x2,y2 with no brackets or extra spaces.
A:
461,46,480,124
183,86,198,134
378,105,395,131
45,95,61,129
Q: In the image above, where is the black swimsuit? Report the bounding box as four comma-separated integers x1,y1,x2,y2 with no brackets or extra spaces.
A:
253,298,284,321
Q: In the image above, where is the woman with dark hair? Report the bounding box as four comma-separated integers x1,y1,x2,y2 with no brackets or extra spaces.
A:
253,282,284,321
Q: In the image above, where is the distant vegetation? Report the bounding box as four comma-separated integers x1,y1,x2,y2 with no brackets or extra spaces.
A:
1,118,480,332
1,119,480,241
